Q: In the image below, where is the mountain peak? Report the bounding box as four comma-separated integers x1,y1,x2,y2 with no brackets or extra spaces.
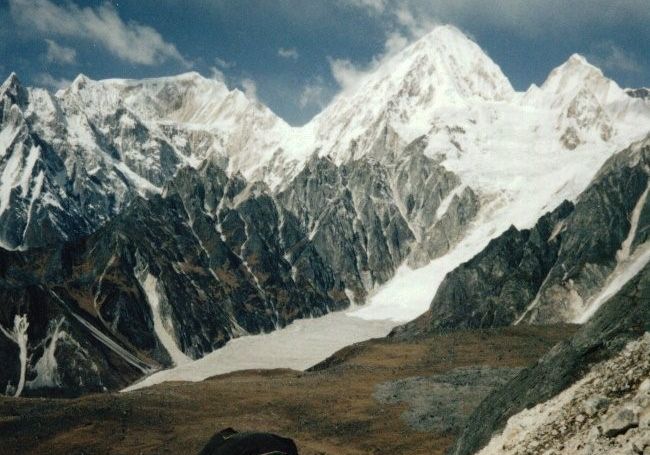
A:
306,23,515,162
567,53,589,65
2,72,20,88
538,53,625,107
542,54,604,89
389,24,514,102
1,72,28,106
71,73,91,91
1,72,21,92
134,71,217,87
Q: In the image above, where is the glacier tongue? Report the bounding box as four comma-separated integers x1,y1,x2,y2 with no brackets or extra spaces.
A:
123,309,396,392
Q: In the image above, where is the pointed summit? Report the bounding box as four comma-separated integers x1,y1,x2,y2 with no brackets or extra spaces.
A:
540,54,623,107
0,72,28,106
70,73,91,91
567,53,590,65
310,24,515,162
421,23,471,42
2,72,20,89
542,54,603,88
387,24,514,102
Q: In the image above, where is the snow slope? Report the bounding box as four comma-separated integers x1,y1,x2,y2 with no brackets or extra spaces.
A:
342,30,650,322
139,273,191,366
123,309,396,391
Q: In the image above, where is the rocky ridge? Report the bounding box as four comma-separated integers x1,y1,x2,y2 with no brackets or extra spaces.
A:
450,257,650,455
0,161,347,396
478,334,650,455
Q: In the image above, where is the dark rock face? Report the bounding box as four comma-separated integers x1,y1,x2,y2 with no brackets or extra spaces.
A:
0,76,95,250
0,254,150,396
198,428,299,455
0,161,348,396
394,136,650,337
394,201,574,336
450,261,650,455
279,143,479,300
0,74,483,396
0,72,214,252
524,139,650,323
626,88,650,100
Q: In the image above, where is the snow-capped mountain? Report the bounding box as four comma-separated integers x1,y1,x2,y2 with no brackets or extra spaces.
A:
1,24,650,396
3,25,649,253
60,72,293,178
305,25,515,164
0,69,293,251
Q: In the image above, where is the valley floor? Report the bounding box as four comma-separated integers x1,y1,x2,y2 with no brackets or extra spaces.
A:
0,325,576,455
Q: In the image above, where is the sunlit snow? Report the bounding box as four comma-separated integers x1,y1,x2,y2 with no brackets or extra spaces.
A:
123,309,396,391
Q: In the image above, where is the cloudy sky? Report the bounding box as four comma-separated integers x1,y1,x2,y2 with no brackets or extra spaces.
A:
0,0,648,124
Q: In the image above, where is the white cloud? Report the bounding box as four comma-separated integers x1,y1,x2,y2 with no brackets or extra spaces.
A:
33,72,72,91
209,57,235,84
338,0,387,14
241,78,258,101
209,66,226,83
589,43,642,74
328,31,410,94
214,56,235,69
299,78,329,108
393,4,440,39
351,0,650,38
10,0,189,66
44,39,76,65
328,57,367,94
278,47,299,60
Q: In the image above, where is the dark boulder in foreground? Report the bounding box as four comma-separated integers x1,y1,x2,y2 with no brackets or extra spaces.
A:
198,428,299,455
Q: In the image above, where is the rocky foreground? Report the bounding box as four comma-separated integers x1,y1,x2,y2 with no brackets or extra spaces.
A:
478,334,650,455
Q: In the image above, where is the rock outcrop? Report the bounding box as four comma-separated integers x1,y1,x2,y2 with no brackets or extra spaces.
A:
476,334,650,455
450,259,650,455
279,144,479,299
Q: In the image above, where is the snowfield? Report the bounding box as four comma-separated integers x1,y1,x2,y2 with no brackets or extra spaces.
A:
123,309,396,391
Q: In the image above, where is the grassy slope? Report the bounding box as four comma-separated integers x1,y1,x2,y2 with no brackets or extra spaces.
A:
0,325,575,455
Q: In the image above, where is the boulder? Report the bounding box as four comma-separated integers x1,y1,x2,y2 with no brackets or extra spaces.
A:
198,428,299,455
602,407,640,438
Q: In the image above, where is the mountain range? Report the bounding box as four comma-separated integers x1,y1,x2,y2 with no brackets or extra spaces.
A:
1,24,649,400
